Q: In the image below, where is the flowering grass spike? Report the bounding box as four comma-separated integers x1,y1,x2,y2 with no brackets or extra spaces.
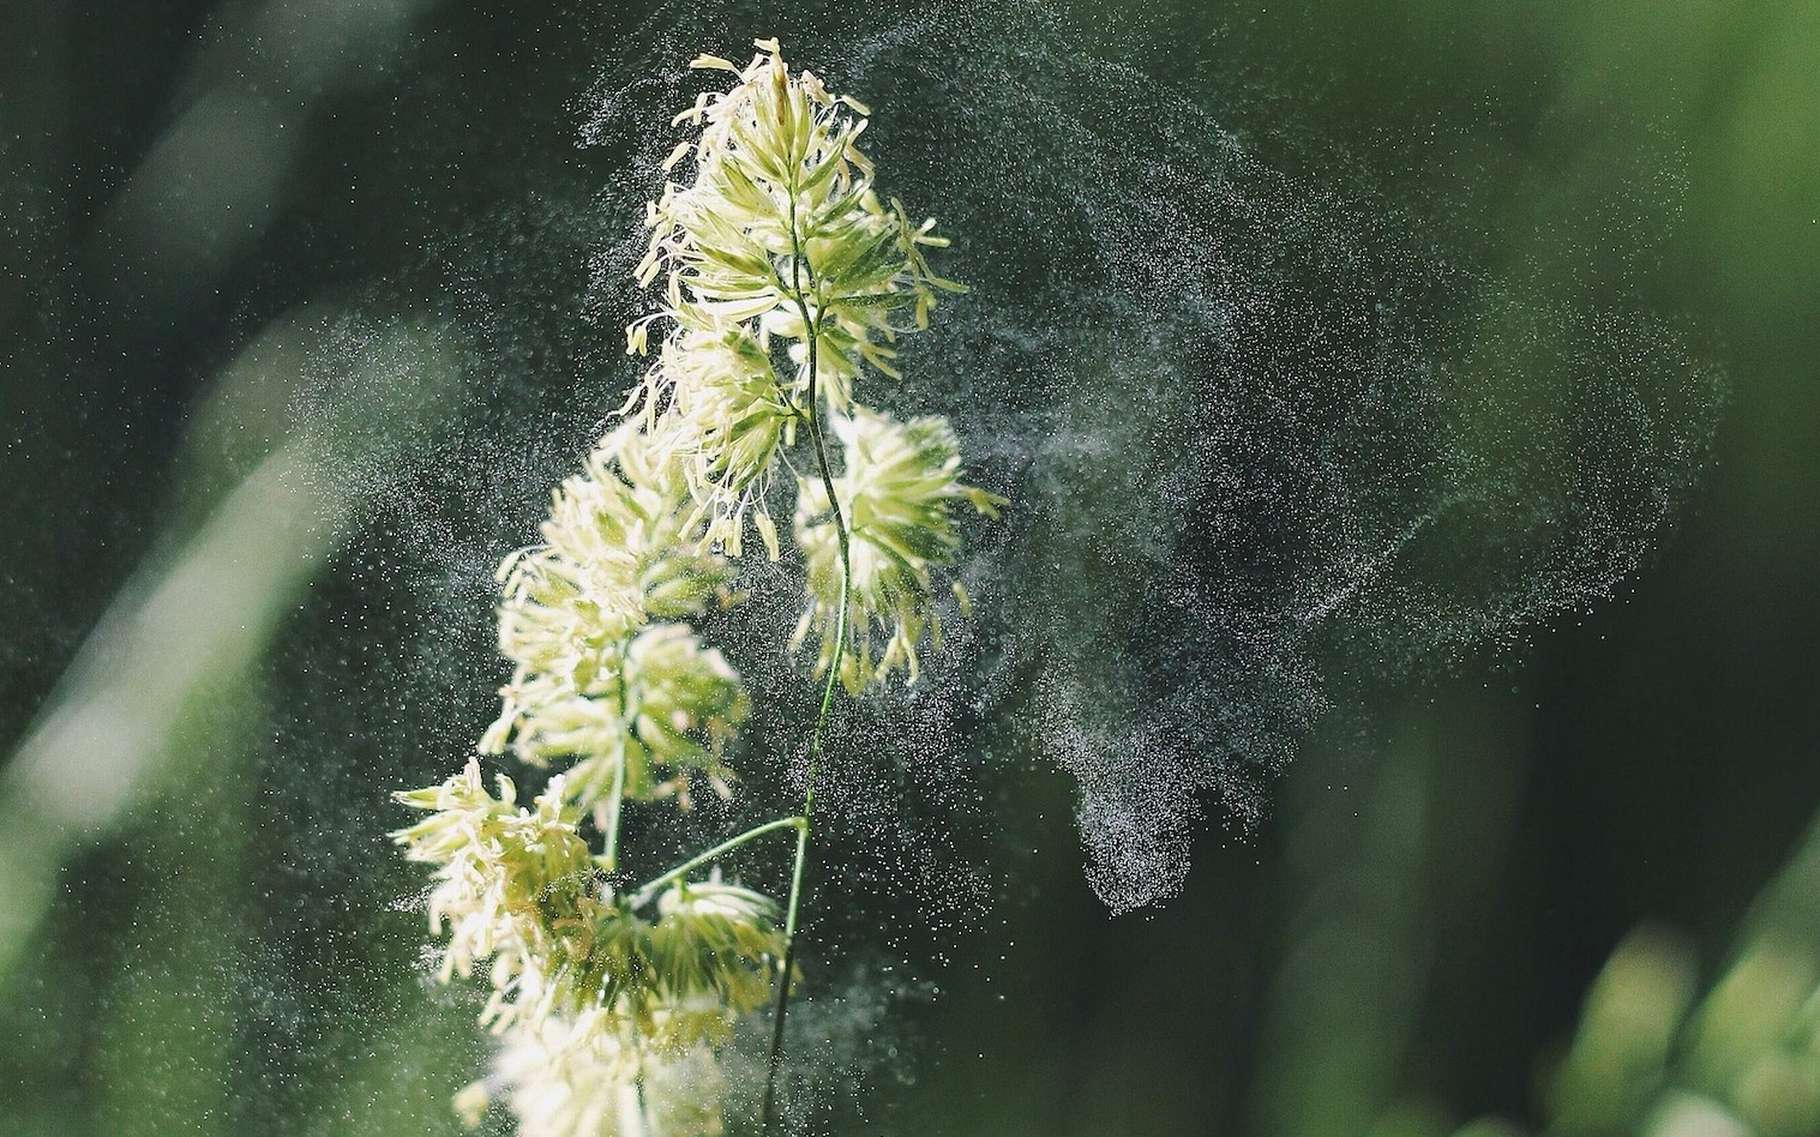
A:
392,39,998,1135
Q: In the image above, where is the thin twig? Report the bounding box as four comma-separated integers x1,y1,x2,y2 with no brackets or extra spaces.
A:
627,815,807,909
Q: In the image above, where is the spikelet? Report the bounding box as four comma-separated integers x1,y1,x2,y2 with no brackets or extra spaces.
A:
793,409,1004,692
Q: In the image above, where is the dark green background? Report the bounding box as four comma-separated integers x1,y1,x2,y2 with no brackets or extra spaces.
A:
3,2,1817,1135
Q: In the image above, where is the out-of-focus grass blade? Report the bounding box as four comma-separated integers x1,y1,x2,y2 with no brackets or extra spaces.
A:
0,309,457,982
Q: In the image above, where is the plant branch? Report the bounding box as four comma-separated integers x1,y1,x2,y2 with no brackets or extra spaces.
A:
627,815,807,908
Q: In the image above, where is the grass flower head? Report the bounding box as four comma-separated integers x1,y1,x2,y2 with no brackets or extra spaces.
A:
395,37,998,1137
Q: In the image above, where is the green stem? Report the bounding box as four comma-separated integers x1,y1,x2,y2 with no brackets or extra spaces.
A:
627,815,806,908
762,179,855,1133
629,1075,652,1137
601,636,634,871
601,749,628,872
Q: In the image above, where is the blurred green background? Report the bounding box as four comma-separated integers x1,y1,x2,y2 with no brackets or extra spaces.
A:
3,1,1819,1135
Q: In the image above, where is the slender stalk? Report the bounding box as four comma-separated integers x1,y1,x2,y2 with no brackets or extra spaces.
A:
628,1076,653,1137
601,636,634,871
628,815,806,908
761,179,855,1133
601,749,628,871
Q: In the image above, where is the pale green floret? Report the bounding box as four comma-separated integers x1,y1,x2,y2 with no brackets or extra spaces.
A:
390,761,596,985
639,326,791,558
551,884,778,1052
389,766,636,1038
393,763,784,1060
617,623,749,793
507,422,729,633
793,408,1005,693
486,623,748,812
493,1015,728,1137
649,879,785,1014
483,424,716,719
633,40,961,418
493,874,779,1046
482,423,748,807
